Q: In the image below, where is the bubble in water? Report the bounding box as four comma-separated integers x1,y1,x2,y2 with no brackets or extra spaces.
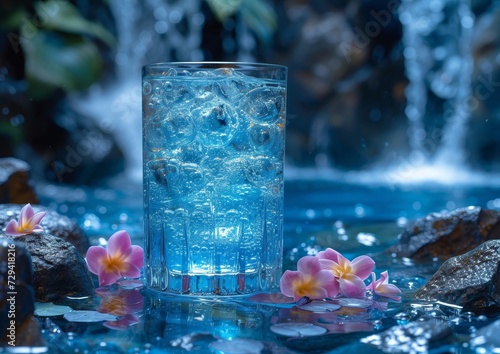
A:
180,163,204,195
245,155,282,187
164,68,177,76
143,82,152,95
161,109,196,146
241,87,284,123
147,158,180,195
248,123,281,153
193,100,239,147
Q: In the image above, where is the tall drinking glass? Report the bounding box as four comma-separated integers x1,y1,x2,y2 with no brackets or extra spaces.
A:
142,62,287,295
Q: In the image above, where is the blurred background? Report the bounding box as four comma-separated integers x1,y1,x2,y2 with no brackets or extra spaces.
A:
1,0,500,186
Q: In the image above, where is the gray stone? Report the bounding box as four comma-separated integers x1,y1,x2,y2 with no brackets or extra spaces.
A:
414,240,500,316
0,204,90,255
9,233,94,302
388,207,500,261
0,158,38,205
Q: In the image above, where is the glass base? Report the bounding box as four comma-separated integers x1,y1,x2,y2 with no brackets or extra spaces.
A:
145,271,279,297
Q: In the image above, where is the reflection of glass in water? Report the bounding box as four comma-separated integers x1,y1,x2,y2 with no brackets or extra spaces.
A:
143,65,286,295
143,296,266,350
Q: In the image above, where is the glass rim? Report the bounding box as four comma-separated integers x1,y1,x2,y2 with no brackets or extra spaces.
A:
143,61,287,71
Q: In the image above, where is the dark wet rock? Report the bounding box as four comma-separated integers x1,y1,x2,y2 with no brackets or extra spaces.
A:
361,319,453,352
388,206,500,261
8,233,94,302
0,204,90,255
0,158,39,205
414,240,500,316
0,239,45,347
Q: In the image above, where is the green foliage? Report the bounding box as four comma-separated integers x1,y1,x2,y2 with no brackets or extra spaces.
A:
205,0,277,44
33,0,115,46
5,0,115,99
22,28,104,98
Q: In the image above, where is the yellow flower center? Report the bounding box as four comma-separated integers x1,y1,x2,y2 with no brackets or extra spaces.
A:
332,260,351,278
293,275,316,298
102,252,128,273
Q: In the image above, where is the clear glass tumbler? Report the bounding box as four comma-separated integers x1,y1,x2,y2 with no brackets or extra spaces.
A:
142,62,287,295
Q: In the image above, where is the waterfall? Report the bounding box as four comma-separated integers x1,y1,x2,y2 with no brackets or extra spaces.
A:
70,0,205,183
398,0,474,170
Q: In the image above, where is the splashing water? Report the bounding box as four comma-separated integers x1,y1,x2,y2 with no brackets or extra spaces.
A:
398,0,475,169
70,0,205,183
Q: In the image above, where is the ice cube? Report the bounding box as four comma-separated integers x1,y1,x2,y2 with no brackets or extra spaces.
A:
193,100,239,147
240,87,285,123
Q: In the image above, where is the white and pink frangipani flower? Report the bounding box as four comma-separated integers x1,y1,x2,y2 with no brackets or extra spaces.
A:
5,203,46,237
86,230,144,287
317,248,375,298
280,255,339,302
368,271,401,301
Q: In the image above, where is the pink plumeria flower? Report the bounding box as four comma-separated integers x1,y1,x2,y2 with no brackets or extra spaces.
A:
280,255,339,302
368,271,401,301
5,203,46,237
86,230,144,287
317,248,375,298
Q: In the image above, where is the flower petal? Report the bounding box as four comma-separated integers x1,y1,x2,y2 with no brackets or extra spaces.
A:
107,230,132,255
26,211,46,231
19,203,35,225
5,220,22,236
297,284,329,301
121,263,141,278
280,270,301,298
98,265,122,286
339,274,366,298
378,284,402,298
316,248,341,263
350,255,375,280
127,245,144,268
296,256,321,275
318,258,338,272
86,246,109,275
31,225,44,233
315,269,340,298
378,270,389,284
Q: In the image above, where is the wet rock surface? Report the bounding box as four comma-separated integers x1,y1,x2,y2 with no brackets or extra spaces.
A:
0,158,39,205
414,240,500,316
0,239,44,346
6,233,95,302
361,319,453,353
0,204,90,255
388,206,500,260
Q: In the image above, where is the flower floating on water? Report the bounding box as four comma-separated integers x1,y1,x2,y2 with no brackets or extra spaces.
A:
280,248,401,303
86,230,144,287
280,255,338,301
5,203,46,237
317,248,375,298
368,271,401,301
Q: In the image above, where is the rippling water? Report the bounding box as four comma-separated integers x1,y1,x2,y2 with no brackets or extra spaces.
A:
34,167,500,353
